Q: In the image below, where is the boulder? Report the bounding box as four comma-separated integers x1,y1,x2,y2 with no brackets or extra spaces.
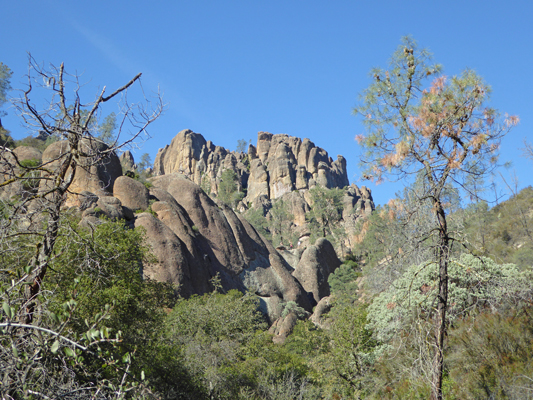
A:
310,296,332,329
292,238,341,304
270,312,298,344
96,196,124,220
40,139,122,207
0,146,43,201
113,176,150,211
13,146,42,163
134,212,198,297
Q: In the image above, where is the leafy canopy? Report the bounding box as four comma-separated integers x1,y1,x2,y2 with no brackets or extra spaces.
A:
367,253,532,343
0,62,12,116
354,36,517,189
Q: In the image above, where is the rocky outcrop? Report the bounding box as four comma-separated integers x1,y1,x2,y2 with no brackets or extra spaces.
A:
151,129,374,256
13,146,42,163
0,146,43,201
119,150,135,170
153,129,349,204
75,172,337,321
132,173,315,320
310,296,332,329
79,193,130,226
113,176,149,211
2,131,356,327
291,238,341,304
340,184,375,248
40,139,122,207
270,312,298,344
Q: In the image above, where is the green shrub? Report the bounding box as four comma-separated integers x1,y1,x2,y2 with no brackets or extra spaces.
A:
448,307,533,399
367,253,532,343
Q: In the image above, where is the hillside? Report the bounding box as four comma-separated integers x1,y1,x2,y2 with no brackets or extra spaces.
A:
2,127,533,398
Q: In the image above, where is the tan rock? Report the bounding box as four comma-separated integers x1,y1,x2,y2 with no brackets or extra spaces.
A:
119,150,135,170
152,129,351,207
153,129,207,177
271,312,298,344
144,173,313,317
295,165,308,190
40,139,122,207
13,146,42,163
292,238,341,304
113,176,149,211
134,212,198,297
246,159,269,202
310,296,332,329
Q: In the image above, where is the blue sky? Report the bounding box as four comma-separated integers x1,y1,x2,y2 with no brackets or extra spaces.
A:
2,1,532,206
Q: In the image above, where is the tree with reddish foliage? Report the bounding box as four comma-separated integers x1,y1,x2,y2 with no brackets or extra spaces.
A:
353,37,518,399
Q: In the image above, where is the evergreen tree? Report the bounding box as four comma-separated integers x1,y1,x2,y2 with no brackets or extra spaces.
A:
354,36,518,399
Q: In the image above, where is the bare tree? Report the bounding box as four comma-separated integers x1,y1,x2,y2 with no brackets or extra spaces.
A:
0,56,163,398
353,37,518,399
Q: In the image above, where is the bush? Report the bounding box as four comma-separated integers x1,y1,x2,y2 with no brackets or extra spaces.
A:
367,253,532,343
448,307,533,399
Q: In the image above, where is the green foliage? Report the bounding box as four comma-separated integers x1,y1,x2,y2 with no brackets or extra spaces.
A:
307,186,345,247
327,302,381,398
218,168,243,208
0,62,12,117
165,289,267,399
0,216,165,397
15,134,52,151
328,258,360,304
167,289,265,344
448,307,533,399
19,158,41,191
47,220,178,387
243,206,272,240
97,112,117,144
269,198,295,246
463,186,533,269
0,127,15,148
281,301,308,319
367,254,531,343
200,171,212,195
236,138,249,153
137,152,152,171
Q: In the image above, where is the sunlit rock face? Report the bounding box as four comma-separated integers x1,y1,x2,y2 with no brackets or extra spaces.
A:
40,139,122,208
153,129,350,204
131,173,314,321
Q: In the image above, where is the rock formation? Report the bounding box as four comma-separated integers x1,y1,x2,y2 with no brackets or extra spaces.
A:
152,129,374,255
40,139,122,208
0,146,43,201
119,150,135,171
153,129,350,205
1,130,369,325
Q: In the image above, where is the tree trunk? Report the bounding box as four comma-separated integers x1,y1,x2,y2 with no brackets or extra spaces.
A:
23,148,76,324
431,200,449,400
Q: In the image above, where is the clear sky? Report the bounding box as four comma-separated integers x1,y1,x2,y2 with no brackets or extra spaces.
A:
2,1,532,206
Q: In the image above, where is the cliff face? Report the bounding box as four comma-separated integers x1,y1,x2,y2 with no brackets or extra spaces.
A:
1,129,369,322
153,129,350,205
153,128,374,255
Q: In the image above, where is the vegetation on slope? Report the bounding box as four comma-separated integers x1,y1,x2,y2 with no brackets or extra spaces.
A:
2,42,533,399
